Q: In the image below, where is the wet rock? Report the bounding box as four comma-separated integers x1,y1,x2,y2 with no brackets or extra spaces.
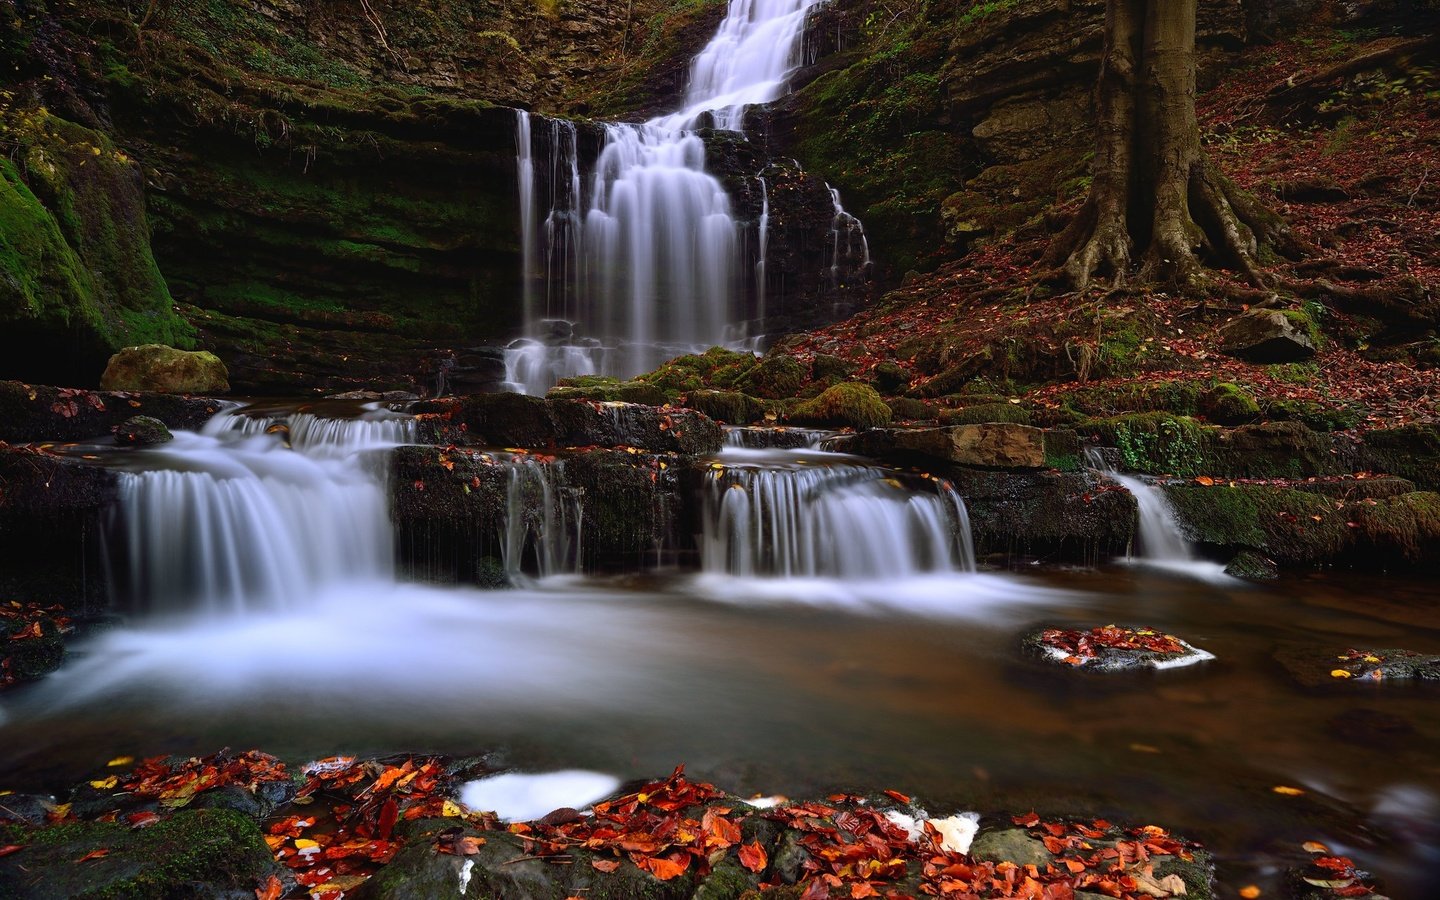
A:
1218,309,1317,362
957,468,1137,564
734,354,806,400
1023,626,1215,673
0,793,54,825
0,380,221,442
0,808,279,900
1225,550,1280,580
845,423,1047,468
415,393,559,447
99,344,230,393
192,779,296,820
553,402,724,455
547,379,669,407
1274,643,1440,688
969,827,1053,868
0,448,117,608
114,415,172,446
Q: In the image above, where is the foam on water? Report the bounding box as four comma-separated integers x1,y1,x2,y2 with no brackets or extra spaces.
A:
459,770,622,822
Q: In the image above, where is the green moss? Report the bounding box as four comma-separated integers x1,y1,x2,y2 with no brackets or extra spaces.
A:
1269,399,1361,431
1202,383,1260,425
0,809,275,900
1091,413,1208,476
685,390,765,424
886,397,933,421
733,354,806,400
791,382,893,430
939,402,1031,426
548,377,670,406
1350,492,1440,564
1164,484,1349,563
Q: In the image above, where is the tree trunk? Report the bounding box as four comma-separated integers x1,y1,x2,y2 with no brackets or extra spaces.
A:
1045,0,1288,291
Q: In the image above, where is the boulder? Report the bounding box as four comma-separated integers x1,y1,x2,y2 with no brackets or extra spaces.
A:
846,424,1047,468
1217,309,1316,362
1224,550,1279,580
99,344,230,393
790,383,893,430
114,415,172,446
969,827,1054,869
1274,643,1440,688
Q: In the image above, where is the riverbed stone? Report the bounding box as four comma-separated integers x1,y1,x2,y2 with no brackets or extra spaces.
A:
1224,550,1280,580
0,380,222,443
1023,626,1215,673
99,344,230,393
114,414,172,446
1274,643,1440,688
969,827,1053,868
1217,309,1317,362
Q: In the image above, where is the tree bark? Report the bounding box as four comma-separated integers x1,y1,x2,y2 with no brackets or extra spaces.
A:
1045,0,1287,291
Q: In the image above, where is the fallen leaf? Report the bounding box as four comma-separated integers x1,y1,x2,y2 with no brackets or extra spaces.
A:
641,854,689,880
89,776,119,790
591,858,621,873
106,756,134,768
0,846,23,858
254,875,283,900
1302,841,1331,855
738,840,768,873
76,848,110,863
1272,785,1305,796
1239,887,1261,899
1330,669,1354,679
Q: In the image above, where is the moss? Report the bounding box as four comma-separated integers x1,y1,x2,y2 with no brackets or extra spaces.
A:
1164,484,1349,564
1090,413,1209,476
790,382,893,430
639,348,758,394
733,354,806,400
0,809,275,899
1268,399,1361,432
1349,492,1440,565
548,377,669,406
1202,383,1260,425
685,390,765,424
810,354,858,383
870,360,912,393
886,397,933,421
939,402,1031,426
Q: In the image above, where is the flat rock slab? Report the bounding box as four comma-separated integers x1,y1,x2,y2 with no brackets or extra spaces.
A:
1274,643,1440,688
1025,625,1215,673
844,423,1048,468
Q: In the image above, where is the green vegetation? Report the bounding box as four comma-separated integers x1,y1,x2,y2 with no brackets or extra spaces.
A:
791,382,893,430
1093,413,1208,476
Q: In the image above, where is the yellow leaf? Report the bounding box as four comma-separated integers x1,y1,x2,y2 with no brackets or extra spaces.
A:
1302,841,1331,855
1272,785,1305,796
107,756,134,768
89,776,119,790
294,839,320,850
442,800,463,818
0,790,12,797
1363,655,1381,663
1330,669,1354,679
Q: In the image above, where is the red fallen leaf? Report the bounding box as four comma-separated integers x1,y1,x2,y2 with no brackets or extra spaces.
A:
1012,812,1041,827
851,883,879,899
254,875,284,900
0,846,23,858
641,854,689,880
591,858,622,873
377,797,399,841
801,878,831,900
738,841,768,873
125,811,161,829
882,790,911,804
76,848,110,862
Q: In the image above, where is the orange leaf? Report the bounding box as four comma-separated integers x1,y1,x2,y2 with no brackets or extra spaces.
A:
255,875,284,900
591,858,622,873
1194,476,1216,486
641,855,689,880
76,848,110,863
0,846,23,858
738,841,768,873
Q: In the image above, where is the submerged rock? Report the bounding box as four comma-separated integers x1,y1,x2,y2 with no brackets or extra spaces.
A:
1224,550,1279,580
1274,643,1440,688
100,344,230,393
114,415,172,446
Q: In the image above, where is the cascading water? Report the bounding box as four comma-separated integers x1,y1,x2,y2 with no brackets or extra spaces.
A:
119,408,416,614
827,184,871,293
507,0,858,394
702,449,976,578
1083,448,1192,563
500,456,583,581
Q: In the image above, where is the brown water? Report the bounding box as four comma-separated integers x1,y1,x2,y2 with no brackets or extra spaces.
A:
1,566,1436,897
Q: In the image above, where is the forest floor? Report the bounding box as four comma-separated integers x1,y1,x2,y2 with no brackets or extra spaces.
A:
786,26,1440,433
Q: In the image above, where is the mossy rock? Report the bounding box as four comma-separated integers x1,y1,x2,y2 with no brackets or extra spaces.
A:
100,344,229,394
685,390,765,424
1206,421,1336,479
0,607,66,682
1200,383,1260,425
1348,492,1440,566
0,808,278,899
790,383,893,430
885,397,933,421
114,415,172,446
938,402,1031,426
733,354,805,400
870,360,911,393
1163,484,1349,564
1269,399,1361,432
1087,413,1209,477
810,353,858,383
547,378,669,406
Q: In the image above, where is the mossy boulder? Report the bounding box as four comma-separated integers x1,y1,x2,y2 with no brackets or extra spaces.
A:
885,397,933,421
870,360,912,393
1201,383,1260,425
734,354,806,400
1163,484,1349,565
790,382,892,430
0,808,278,899
939,402,1031,426
1217,309,1317,362
114,415,172,446
1087,413,1209,476
639,348,758,394
100,344,229,394
810,353,858,384
547,377,669,406
685,389,765,425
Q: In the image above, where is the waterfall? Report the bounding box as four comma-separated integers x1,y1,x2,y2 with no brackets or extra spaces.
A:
756,174,770,325
702,453,976,578
1083,448,1193,563
827,184,871,292
723,426,832,449
119,408,416,614
508,0,859,395
500,456,583,581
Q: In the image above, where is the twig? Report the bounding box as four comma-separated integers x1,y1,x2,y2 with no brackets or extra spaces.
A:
1407,165,1429,208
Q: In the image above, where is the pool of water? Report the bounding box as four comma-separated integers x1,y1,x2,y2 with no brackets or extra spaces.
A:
2,566,1436,897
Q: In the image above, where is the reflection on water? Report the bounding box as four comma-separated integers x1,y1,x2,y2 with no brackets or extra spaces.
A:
1,568,1437,897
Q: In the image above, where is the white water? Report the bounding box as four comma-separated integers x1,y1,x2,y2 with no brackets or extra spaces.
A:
702,448,976,578
501,456,583,581
119,409,415,614
460,770,621,822
1084,449,1232,581
508,0,852,394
